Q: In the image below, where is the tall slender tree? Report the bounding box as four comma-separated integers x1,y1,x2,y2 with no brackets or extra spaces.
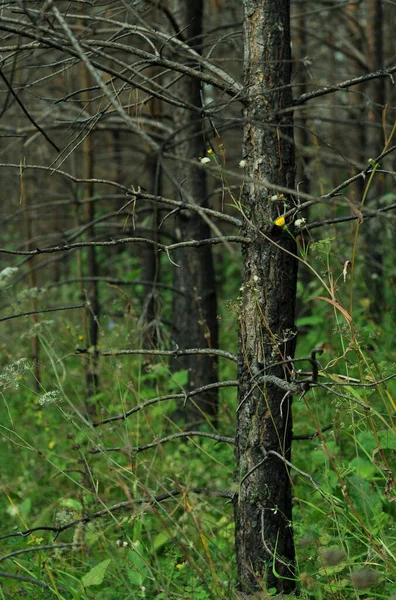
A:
364,0,386,318
235,0,297,593
168,1,219,427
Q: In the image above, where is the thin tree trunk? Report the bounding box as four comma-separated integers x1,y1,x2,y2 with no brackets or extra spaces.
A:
344,0,366,199
235,0,297,593
141,91,162,353
80,62,99,409
168,0,218,427
365,0,385,318
294,0,311,314
22,183,40,391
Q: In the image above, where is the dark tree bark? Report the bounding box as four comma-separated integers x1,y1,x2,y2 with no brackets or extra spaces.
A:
80,63,99,409
235,0,297,593
344,0,367,200
364,0,386,319
22,191,41,391
168,0,219,427
141,91,162,353
294,0,309,193
293,0,311,313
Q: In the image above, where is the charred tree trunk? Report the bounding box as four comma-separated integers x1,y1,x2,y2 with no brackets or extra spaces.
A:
168,1,218,428
235,0,297,593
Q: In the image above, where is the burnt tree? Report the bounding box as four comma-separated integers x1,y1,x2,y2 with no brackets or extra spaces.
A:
235,0,297,593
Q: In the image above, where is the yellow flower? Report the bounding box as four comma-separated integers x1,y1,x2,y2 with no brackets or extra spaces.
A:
274,216,285,227
207,148,213,154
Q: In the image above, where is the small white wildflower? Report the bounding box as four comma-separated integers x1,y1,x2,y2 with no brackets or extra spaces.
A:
253,275,259,282
200,157,211,165
22,320,54,339
294,218,307,229
6,505,19,517
39,390,61,406
17,287,42,301
239,159,247,168
270,194,279,201
0,267,18,289
0,358,31,390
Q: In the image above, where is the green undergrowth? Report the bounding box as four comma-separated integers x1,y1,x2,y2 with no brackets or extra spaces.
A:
0,232,395,599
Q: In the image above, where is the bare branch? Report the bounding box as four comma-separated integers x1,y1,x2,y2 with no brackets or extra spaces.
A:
0,235,248,257
0,489,235,542
285,145,396,218
89,431,235,454
0,304,84,323
293,424,333,441
0,163,243,227
83,347,237,361
0,67,59,152
318,383,370,410
93,380,239,427
294,66,396,105
0,543,82,564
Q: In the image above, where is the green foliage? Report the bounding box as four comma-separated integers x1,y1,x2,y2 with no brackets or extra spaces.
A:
1,164,396,600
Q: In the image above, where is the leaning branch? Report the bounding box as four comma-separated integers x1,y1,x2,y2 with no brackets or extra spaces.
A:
89,431,235,454
92,380,239,427
285,145,396,218
0,67,59,152
77,347,238,363
0,488,234,542
0,235,248,257
294,66,396,105
0,304,84,323
0,163,243,227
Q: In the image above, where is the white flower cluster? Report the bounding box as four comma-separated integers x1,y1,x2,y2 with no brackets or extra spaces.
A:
22,320,54,339
0,358,30,390
39,390,61,406
0,267,18,289
294,218,307,229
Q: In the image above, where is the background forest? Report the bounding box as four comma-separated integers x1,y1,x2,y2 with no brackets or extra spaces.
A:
0,0,395,598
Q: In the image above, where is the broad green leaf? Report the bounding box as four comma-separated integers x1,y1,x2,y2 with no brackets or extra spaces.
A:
60,498,82,511
127,546,150,587
350,457,376,478
169,369,189,391
82,559,111,587
377,429,396,450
